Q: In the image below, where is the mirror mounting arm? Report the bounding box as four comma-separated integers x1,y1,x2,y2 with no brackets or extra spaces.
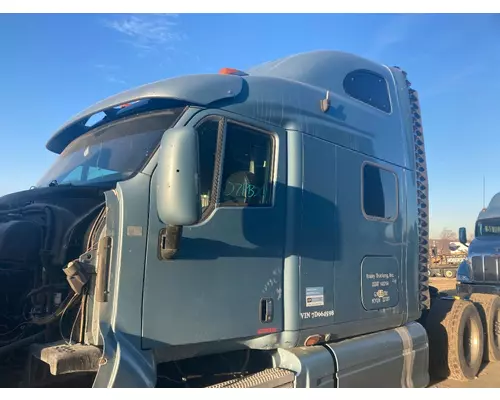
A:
158,225,183,260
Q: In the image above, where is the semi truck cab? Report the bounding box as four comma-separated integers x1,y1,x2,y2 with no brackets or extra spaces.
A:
457,195,500,295
1,50,494,388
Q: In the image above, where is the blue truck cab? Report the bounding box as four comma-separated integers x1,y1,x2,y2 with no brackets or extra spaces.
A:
455,197,500,362
0,50,494,388
457,195,500,295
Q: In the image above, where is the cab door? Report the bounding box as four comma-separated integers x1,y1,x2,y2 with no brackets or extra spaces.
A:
141,110,287,349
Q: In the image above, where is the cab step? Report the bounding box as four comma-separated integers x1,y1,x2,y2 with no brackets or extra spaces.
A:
30,341,102,376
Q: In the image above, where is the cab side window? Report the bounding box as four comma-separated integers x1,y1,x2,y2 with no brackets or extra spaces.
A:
362,163,398,221
343,70,391,113
220,122,274,207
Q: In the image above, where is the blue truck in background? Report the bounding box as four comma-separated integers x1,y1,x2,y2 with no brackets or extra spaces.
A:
456,196,500,362
0,50,497,388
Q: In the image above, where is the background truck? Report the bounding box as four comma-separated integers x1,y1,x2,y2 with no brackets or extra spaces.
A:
456,198,500,362
0,50,496,388
429,241,468,278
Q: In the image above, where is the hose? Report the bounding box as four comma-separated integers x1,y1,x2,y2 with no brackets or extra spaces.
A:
30,293,79,326
0,331,45,357
60,202,105,260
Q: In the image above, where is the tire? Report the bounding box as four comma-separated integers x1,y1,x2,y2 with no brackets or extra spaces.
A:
426,298,484,381
444,269,456,279
470,294,500,362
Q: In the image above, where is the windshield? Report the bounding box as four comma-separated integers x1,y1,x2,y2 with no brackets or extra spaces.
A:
37,109,184,187
475,218,500,237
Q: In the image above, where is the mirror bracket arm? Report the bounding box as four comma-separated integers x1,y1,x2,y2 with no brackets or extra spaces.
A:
158,225,183,260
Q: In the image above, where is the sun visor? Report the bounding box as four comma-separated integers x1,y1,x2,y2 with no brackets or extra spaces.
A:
46,73,244,154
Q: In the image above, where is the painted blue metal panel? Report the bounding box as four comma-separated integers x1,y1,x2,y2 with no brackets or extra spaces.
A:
141,111,288,353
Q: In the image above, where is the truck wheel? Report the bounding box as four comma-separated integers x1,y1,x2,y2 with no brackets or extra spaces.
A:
426,298,484,381
444,269,456,279
470,294,500,362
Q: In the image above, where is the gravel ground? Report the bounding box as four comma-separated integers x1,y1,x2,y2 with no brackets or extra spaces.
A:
429,277,458,295
428,278,500,388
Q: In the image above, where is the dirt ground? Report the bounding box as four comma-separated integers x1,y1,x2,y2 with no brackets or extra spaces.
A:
428,277,500,388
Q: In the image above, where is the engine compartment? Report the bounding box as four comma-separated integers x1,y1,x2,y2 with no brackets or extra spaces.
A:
0,185,107,386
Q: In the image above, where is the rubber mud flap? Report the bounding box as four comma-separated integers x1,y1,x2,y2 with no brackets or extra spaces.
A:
426,298,484,381
470,293,500,362
429,286,439,298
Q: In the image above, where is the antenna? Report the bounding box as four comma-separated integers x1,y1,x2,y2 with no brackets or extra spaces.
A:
483,175,486,209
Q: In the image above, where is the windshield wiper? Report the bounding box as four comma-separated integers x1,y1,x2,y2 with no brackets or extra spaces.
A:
48,180,73,187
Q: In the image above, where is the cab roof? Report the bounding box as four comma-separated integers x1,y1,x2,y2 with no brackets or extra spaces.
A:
46,50,411,169
478,192,500,220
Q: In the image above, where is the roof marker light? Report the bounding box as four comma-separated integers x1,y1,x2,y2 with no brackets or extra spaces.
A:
219,67,248,76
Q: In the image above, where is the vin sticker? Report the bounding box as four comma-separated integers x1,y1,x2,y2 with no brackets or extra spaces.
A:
305,286,324,307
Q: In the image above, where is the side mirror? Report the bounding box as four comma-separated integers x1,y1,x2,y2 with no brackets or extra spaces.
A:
459,227,467,245
156,126,201,226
